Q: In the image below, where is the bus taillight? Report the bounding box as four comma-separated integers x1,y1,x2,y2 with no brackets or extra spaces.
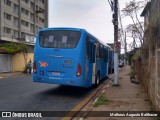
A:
33,61,37,74
76,64,82,77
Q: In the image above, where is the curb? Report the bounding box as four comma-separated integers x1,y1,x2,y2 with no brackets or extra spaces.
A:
62,75,114,120
0,72,24,79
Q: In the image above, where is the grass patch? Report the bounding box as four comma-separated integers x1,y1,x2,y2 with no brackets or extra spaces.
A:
148,100,155,112
157,117,160,120
127,70,136,76
93,95,111,107
130,70,136,76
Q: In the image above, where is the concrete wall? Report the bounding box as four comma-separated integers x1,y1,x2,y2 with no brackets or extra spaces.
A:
138,0,160,110
149,0,160,110
12,53,33,72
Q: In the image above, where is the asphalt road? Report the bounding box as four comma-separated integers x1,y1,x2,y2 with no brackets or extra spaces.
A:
0,74,94,120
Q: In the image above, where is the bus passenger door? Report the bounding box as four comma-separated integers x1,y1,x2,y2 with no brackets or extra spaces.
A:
86,38,95,87
92,43,96,85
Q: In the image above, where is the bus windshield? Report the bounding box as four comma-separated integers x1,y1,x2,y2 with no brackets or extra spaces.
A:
39,30,81,48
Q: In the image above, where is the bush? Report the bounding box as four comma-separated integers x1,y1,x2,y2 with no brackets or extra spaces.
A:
132,50,143,61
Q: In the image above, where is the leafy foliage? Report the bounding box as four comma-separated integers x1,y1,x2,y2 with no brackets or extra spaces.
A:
0,42,29,54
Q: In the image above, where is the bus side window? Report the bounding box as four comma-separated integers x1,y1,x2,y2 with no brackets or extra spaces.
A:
86,36,90,59
99,45,102,58
96,44,99,58
91,44,96,63
104,49,107,62
100,45,104,59
106,50,109,62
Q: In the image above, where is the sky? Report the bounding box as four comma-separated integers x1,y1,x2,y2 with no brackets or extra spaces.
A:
48,0,144,51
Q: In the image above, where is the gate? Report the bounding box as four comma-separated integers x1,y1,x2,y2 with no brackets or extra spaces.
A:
0,54,12,72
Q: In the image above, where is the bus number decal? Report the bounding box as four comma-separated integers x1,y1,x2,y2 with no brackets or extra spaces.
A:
64,60,72,64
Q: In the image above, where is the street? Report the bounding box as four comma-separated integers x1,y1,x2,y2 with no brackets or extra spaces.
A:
0,74,94,119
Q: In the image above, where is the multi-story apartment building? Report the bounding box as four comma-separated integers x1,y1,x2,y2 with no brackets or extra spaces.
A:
0,0,48,44
0,0,48,73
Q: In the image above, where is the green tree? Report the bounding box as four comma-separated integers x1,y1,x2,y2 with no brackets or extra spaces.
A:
0,42,29,54
0,42,29,66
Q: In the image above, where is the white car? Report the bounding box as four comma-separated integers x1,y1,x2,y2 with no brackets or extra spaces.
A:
119,60,124,68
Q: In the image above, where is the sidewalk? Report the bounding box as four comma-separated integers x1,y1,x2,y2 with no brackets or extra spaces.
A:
0,72,23,79
80,65,157,120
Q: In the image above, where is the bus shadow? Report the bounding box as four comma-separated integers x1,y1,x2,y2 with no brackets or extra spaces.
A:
39,85,94,98
37,77,110,99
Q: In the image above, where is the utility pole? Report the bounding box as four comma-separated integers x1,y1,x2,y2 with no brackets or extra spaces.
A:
124,31,127,64
113,0,119,85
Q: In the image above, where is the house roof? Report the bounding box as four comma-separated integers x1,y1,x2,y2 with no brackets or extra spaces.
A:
141,2,151,16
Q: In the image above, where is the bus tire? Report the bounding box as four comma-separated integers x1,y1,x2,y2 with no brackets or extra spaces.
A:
95,71,100,87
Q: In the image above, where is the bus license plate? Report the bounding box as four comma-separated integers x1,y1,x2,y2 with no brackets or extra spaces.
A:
52,72,60,75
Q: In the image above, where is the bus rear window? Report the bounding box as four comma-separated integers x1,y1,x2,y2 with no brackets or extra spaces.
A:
39,30,81,48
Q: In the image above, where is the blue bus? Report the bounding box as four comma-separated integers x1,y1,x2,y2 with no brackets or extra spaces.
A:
33,28,113,88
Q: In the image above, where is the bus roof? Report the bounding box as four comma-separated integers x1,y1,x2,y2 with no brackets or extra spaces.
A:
39,27,85,32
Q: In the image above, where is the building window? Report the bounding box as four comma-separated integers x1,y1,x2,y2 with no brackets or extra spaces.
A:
21,20,29,27
4,0,11,7
21,8,29,16
39,17,44,23
4,27,11,34
21,32,26,38
13,30,19,38
14,17,19,27
14,4,19,15
30,24,34,32
36,26,39,33
4,12,12,20
39,7,44,13
36,16,38,23
35,5,44,13
30,2,34,11
39,0,44,4
22,0,29,4
30,13,34,22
